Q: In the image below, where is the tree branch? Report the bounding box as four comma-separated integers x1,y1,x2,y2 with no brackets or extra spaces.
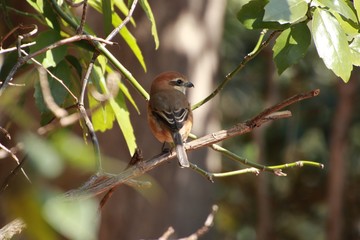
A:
64,89,321,199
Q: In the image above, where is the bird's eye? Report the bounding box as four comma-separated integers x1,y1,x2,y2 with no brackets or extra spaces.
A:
175,79,183,85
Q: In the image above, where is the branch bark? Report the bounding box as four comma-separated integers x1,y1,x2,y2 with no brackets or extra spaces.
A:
64,89,320,199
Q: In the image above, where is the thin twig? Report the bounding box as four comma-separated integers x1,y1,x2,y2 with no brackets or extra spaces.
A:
192,30,281,110
0,143,30,183
76,0,88,34
0,34,115,95
37,67,68,118
1,155,28,193
22,49,78,101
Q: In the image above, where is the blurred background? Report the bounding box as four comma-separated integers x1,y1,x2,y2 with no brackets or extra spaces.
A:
1,0,359,239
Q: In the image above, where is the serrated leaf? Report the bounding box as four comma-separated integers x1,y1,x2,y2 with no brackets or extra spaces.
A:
102,0,113,35
237,0,290,30
273,22,311,74
350,35,360,66
312,8,353,82
264,0,308,24
313,0,357,22
139,0,159,49
30,30,67,68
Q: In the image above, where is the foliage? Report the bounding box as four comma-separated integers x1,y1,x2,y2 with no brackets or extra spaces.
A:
237,0,360,82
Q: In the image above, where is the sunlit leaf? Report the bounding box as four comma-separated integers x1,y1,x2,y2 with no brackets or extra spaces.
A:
88,89,115,131
98,76,137,156
44,196,99,240
111,88,137,156
355,0,360,20
264,0,308,24
237,0,290,30
88,0,146,71
350,35,360,66
113,13,147,71
273,22,311,74
119,81,140,114
313,0,357,22
139,0,159,49
30,30,67,68
114,0,136,25
312,8,353,82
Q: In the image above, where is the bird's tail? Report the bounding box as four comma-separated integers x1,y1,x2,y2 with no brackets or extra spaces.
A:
172,132,190,168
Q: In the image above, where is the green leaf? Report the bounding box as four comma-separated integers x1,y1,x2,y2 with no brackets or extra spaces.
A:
34,60,73,124
44,196,100,240
139,0,160,49
30,30,67,68
51,131,97,171
355,0,360,20
22,132,64,178
313,0,357,22
113,13,147,71
312,8,353,82
88,89,115,132
350,35,360,66
26,0,43,13
111,88,137,156
88,0,146,71
102,0,113,35
90,59,137,155
114,0,136,26
119,81,140,114
264,0,308,24
237,0,290,30
273,22,311,74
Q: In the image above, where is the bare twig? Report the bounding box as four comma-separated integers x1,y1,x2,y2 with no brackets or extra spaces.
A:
192,30,281,110
156,205,218,240
1,155,28,193
37,67,68,118
180,205,218,240
76,0,88,34
0,34,115,95
0,142,30,184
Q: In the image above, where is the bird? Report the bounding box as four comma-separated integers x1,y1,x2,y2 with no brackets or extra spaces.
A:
147,71,194,168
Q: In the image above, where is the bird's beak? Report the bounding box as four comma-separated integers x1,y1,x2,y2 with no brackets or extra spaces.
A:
184,82,194,88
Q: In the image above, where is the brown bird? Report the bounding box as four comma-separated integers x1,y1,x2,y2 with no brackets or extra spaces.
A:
147,71,194,168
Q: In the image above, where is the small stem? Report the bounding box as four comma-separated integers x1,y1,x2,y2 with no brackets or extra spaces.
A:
192,30,279,110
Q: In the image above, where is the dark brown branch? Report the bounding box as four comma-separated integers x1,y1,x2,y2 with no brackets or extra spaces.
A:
64,89,320,199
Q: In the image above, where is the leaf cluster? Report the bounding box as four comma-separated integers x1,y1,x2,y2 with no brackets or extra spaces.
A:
237,0,360,82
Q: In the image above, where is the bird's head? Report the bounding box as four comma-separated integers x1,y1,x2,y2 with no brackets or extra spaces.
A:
150,71,194,95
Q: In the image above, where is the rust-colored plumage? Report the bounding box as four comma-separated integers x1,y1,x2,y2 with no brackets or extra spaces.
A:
147,71,194,168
